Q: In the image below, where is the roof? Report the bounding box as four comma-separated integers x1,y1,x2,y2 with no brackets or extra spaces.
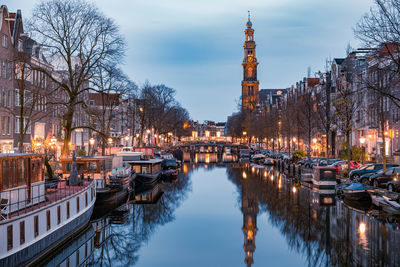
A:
307,78,319,87
127,158,163,164
334,58,345,65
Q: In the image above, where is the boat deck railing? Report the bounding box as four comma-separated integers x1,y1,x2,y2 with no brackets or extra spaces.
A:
0,180,93,221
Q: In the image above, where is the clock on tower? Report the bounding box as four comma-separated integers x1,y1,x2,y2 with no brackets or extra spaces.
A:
241,12,259,111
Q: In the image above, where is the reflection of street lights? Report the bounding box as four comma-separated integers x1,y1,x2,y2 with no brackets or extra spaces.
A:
89,138,95,156
360,137,366,163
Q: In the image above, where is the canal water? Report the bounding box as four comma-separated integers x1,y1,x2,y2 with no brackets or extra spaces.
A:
44,163,400,267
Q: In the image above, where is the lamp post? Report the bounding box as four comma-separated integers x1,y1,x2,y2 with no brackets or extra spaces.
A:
313,138,317,157
243,131,247,145
89,137,95,156
108,138,113,155
360,137,366,164
292,137,297,151
146,129,151,146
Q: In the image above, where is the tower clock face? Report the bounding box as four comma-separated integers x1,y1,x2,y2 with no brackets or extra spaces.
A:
248,56,253,62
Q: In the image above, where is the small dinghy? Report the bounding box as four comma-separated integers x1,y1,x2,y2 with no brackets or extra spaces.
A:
343,183,372,202
382,196,400,215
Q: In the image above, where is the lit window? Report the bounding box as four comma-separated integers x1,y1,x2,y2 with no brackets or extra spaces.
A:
2,35,7,48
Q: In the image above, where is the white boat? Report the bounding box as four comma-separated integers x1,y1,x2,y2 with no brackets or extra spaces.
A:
0,153,96,266
312,166,336,190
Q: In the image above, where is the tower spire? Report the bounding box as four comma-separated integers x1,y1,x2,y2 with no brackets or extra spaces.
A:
248,10,250,22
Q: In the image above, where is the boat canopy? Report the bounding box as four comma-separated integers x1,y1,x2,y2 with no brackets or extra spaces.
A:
344,183,366,191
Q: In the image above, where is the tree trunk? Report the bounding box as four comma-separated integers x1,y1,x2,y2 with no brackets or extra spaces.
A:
62,110,74,157
346,130,351,171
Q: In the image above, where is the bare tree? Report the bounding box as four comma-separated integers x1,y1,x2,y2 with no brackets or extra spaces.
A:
355,0,400,106
28,0,125,156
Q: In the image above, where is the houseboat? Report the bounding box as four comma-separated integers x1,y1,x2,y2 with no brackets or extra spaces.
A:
312,166,336,191
0,154,96,266
128,158,163,188
61,156,135,205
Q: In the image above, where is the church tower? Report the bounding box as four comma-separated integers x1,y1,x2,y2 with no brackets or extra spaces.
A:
241,12,259,111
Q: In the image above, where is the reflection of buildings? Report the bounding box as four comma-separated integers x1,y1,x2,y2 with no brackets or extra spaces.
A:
226,165,400,267
241,166,259,266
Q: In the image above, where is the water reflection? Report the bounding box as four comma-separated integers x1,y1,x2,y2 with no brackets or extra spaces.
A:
227,164,400,267
37,163,400,266
92,169,192,266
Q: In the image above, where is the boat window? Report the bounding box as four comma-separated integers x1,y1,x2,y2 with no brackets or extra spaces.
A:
77,197,80,213
88,162,97,172
34,215,39,237
57,206,61,224
7,225,12,251
2,160,7,189
105,160,112,170
85,192,88,207
67,201,70,219
142,166,148,174
66,163,71,172
47,210,51,231
77,163,85,173
133,165,141,174
18,158,25,185
20,221,25,245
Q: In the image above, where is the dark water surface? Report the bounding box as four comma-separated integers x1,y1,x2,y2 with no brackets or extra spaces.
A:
47,163,400,266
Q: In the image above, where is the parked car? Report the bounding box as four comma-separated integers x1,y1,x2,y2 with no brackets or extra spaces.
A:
386,177,400,192
330,161,361,175
350,163,399,181
368,167,400,188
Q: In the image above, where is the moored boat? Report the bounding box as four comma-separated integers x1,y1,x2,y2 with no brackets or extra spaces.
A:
0,153,96,266
128,158,163,188
312,166,336,190
342,183,372,202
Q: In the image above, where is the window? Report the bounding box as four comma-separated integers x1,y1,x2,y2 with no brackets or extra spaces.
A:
7,117,10,135
7,90,11,107
57,205,61,224
18,39,23,52
46,210,51,230
7,62,11,80
34,215,39,237
85,192,88,207
15,89,20,106
15,117,20,134
89,100,94,106
20,221,25,245
2,34,7,48
67,201,70,219
2,116,5,135
2,61,5,78
2,88,5,106
7,225,12,251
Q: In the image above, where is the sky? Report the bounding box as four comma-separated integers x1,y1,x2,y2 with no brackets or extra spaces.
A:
5,0,374,122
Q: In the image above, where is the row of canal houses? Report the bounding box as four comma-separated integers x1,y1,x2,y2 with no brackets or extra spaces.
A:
275,44,400,163
0,5,142,154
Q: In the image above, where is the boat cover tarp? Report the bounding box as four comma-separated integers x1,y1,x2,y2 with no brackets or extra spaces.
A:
344,183,365,191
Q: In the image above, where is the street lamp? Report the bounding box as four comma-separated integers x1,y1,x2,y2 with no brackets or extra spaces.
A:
292,137,297,151
108,138,113,155
313,138,317,156
124,135,129,146
360,137,366,164
146,129,151,146
89,137,95,156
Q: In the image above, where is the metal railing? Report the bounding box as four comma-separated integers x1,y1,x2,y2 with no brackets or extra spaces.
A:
0,180,93,220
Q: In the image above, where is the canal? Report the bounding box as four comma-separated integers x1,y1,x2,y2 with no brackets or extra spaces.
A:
42,163,400,267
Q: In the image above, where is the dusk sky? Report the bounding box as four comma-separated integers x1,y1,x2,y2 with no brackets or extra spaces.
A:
6,0,374,122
